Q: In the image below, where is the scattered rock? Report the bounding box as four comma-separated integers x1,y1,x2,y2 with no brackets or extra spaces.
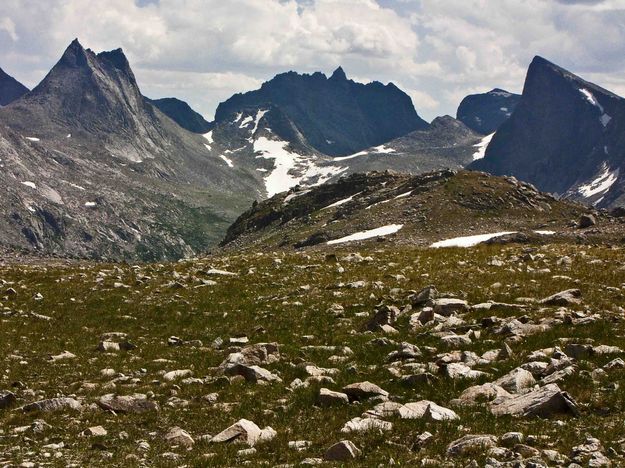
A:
447,434,498,457
23,397,82,413
164,427,194,448
342,381,389,401
318,388,349,406
0,390,17,409
490,383,579,417
82,426,108,437
324,440,361,461
432,298,469,316
98,394,159,413
211,419,274,446
341,417,392,433
578,214,596,229
540,289,582,306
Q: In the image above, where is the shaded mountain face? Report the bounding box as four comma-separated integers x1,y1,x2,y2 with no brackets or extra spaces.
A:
221,170,593,252
214,67,429,157
0,40,263,261
471,56,625,209
457,88,520,135
0,67,29,106
146,97,213,133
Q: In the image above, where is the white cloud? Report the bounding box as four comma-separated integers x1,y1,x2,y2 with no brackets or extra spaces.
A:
0,17,18,41
1,0,625,121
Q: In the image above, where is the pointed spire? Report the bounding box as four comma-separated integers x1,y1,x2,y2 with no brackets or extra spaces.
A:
330,66,347,81
58,38,89,68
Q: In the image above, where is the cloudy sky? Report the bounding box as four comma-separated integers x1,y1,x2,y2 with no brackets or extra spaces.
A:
2,0,625,121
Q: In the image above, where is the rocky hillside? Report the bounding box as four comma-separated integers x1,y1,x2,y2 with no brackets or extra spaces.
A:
221,170,598,252
0,40,263,261
1,233,624,466
457,88,520,135
145,97,213,134
471,56,625,209
215,67,429,157
0,67,28,106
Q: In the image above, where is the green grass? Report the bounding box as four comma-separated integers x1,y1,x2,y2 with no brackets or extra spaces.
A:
0,242,624,466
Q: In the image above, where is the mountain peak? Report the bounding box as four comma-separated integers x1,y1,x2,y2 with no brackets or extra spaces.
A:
330,66,347,81
58,38,90,69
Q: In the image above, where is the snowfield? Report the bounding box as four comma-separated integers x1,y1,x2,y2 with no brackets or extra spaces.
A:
472,133,495,160
431,230,556,248
327,224,404,245
254,137,346,197
578,164,619,198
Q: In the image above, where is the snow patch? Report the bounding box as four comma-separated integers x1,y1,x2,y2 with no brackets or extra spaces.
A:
284,190,312,204
254,137,346,197
327,224,404,245
69,183,86,191
203,130,214,144
21,181,36,189
249,109,268,137
321,191,362,210
333,144,396,162
431,232,516,248
25,137,40,142
334,150,369,162
239,116,253,128
472,133,495,161
579,88,612,128
219,154,234,168
431,230,555,248
395,190,413,199
577,164,618,198
85,202,97,207
372,144,396,154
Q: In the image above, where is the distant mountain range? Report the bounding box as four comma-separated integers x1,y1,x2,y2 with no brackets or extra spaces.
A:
0,39,623,260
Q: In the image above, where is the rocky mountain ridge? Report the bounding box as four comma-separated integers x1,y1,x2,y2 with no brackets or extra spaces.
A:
221,169,598,252
215,67,429,157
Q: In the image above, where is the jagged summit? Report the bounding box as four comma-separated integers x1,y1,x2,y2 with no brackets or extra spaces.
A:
214,67,429,157
0,66,29,106
329,66,347,81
